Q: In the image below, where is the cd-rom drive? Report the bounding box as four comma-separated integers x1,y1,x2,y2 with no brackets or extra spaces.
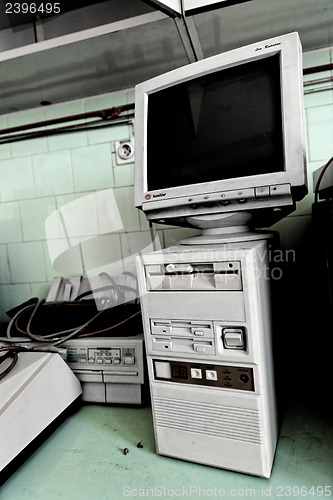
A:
136,240,278,478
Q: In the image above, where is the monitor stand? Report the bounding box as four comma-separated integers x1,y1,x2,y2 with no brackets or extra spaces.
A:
181,212,275,245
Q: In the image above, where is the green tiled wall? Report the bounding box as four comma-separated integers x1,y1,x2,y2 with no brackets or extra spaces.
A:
0,47,332,322
0,89,139,321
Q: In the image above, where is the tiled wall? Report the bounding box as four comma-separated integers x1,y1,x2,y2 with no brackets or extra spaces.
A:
0,89,144,320
0,47,332,324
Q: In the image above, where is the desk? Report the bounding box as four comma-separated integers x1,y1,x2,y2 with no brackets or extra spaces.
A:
1,400,332,499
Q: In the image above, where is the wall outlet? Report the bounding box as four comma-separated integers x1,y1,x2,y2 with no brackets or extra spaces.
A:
115,139,135,165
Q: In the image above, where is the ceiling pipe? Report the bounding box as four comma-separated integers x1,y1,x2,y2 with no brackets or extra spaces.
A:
0,104,134,136
303,63,333,75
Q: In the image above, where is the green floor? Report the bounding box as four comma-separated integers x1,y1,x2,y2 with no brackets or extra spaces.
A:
1,397,332,499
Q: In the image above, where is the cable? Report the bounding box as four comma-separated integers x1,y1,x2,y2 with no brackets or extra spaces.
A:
98,272,123,306
314,155,333,204
0,349,19,381
0,337,32,343
6,302,39,340
24,300,106,346
78,310,141,338
48,309,107,347
23,304,140,342
25,300,82,339
76,285,137,302
2,302,142,355
24,300,102,343
21,272,122,341
0,340,68,358
4,272,141,349
74,272,138,302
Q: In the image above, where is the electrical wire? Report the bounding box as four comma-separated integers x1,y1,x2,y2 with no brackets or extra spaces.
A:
78,310,141,338
1,274,139,376
0,349,19,381
25,300,106,346
10,300,84,340
314,155,333,204
0,302,141,380
6,302,39,340
12,272,121,341
76,285,138,302
13,303,141,343
3,271,141,351
0,344,69,381
0,337,32,343
98,272,122,305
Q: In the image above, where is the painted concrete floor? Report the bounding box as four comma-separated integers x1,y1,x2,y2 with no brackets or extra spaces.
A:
1,397,332,499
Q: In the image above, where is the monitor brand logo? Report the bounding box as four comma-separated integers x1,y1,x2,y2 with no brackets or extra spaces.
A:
255,42,281,52
152,193,166,198
145,194,151,200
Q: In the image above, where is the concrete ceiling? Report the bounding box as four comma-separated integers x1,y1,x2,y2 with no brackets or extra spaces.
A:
0,0,331,114
193,0,333,55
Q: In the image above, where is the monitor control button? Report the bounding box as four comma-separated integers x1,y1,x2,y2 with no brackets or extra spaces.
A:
255,186,270,198
206,370,218,381
190,368,202,379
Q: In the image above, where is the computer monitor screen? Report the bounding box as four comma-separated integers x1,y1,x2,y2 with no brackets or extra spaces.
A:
135,32,307,229
147,54,284,191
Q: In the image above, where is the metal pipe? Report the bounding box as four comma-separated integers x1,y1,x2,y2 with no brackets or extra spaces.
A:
304,75,333,86
0,103,134,137
303,63,333,76
304,85,333,95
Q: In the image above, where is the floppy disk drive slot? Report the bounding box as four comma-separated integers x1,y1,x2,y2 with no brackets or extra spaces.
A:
151,320,213,338
150,320,215,355
152,337,215,355
145,261,242,291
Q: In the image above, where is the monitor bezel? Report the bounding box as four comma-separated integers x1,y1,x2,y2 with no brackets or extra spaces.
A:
135,32,306,216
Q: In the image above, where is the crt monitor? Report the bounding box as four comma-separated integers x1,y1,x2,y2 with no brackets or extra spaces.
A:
134,32,307,236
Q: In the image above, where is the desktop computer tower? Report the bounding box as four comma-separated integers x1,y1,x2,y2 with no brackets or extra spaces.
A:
136,239,278,478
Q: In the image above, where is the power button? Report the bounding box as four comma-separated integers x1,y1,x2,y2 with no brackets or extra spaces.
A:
223,328,245,350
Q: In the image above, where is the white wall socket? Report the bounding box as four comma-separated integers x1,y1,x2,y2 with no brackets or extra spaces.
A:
115,139,135,165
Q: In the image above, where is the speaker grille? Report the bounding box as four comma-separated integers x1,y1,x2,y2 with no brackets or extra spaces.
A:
153,396,263,444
